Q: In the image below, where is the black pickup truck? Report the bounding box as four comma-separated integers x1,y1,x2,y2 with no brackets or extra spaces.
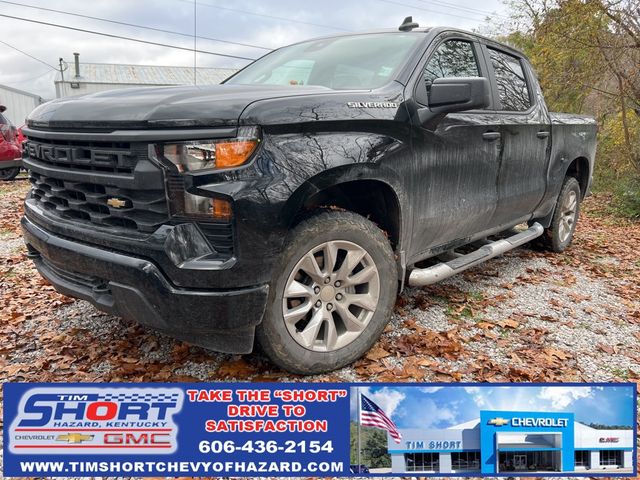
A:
21,18,597,374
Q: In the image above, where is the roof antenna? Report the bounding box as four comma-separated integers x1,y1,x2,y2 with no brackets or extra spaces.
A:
399,16,419,31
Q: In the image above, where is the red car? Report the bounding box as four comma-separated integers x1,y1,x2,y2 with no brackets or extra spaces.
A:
0,105,23,181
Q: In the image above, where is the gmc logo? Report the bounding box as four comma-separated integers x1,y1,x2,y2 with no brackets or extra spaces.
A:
599,437,620,443
104,433,170,445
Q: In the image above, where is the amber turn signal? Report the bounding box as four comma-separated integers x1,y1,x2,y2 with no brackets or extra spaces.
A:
214,140,259,169
212,198,232,221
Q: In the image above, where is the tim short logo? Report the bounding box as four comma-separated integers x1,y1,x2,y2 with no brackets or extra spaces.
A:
488,417,510,426
9,387,184,455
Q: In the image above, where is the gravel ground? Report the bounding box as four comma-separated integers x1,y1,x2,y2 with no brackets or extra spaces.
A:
1,179,638,479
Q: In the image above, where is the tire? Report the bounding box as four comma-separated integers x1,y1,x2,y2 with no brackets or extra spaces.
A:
257,210,397,374
0,167,20,181
540,176,581,252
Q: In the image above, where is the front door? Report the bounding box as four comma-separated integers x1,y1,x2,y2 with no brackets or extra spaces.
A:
514,455,528,470
407,36,502,259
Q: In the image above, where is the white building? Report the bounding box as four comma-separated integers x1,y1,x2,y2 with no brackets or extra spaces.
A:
0,84,44,126
55,54,238,98
388,410,634,474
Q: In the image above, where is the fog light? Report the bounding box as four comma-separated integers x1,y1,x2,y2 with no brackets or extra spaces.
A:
212,198,232,221
183,192,232,220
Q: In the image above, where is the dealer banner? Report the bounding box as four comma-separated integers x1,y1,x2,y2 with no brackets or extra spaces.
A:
2,382,637,477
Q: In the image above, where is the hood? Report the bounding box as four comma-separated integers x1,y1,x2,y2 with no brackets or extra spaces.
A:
27,84,336,130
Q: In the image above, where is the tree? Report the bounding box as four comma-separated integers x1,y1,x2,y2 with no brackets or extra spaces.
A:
349,421,392,468
489,0,640,215
363,428,392,468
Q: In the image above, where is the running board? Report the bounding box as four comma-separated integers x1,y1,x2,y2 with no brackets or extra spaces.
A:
408,223,544,287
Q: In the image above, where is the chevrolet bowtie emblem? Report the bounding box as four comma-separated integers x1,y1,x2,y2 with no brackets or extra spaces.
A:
488,417,510,427
107,197,128,208
56,433,94,444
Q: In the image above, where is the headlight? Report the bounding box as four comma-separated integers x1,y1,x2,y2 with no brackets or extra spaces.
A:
156,126,260,173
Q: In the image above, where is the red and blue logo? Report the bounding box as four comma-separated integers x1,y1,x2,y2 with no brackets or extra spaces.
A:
8,387,184,454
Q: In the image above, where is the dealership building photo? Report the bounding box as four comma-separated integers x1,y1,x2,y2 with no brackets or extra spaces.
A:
388,410,634,474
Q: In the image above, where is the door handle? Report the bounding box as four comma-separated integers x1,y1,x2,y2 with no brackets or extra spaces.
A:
482,131,501,141
537,130,550,139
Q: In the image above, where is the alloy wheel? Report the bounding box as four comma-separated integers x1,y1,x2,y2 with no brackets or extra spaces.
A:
282,240,380,352
558,190,578,243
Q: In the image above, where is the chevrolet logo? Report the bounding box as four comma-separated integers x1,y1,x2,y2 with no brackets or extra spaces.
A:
107,197,129,209
488,417,510,427
56,433,94,444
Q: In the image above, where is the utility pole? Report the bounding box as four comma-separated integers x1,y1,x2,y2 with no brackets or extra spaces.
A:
193,0,197,86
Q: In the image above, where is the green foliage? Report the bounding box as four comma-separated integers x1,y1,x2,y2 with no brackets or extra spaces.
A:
587,422,633,430
612,176,640,218
364,428,392,468
349,421,391,468
597,109,640,217
599,109,640,171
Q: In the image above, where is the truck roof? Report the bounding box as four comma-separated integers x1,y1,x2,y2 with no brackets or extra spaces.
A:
284,25,528,62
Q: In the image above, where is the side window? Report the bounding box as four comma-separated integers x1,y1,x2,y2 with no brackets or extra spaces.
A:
488,48,531,111
423,40,480,90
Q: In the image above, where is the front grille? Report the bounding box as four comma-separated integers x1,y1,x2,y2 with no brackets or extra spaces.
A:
29,170,168,233
25,135,169,234
24,132,235,257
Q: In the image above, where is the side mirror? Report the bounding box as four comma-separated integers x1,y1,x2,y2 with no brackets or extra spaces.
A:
428,76,491,113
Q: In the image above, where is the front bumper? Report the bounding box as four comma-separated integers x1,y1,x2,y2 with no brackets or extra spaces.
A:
22,216,269,354
0,158,22,169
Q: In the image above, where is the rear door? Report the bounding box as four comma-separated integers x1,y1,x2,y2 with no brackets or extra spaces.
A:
483,45,551,226
406,33,503,259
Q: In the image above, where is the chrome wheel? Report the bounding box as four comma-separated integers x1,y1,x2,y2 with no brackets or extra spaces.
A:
282,240,380,352
558,190,578,243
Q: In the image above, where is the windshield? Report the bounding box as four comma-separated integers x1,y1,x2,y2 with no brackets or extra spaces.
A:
226,33,423,90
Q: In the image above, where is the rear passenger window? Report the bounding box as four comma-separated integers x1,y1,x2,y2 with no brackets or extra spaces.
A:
488,48,531,111
424,40,480,90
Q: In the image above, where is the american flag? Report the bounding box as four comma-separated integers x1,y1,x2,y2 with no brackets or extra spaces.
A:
360,394,402,444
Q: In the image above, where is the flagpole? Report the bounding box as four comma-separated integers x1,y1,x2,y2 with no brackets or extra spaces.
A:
357,387,361,471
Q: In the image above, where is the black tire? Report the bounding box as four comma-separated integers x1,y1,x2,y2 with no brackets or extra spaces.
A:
257,210,397,374
540,176,581,252
0,167,20,181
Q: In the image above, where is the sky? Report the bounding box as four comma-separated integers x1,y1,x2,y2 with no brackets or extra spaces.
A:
350,385,636,429
0,0,508,99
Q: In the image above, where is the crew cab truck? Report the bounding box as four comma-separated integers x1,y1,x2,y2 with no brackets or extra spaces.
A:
21,19,596,374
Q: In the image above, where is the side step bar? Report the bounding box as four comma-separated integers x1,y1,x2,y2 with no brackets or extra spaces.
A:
408,223,544,287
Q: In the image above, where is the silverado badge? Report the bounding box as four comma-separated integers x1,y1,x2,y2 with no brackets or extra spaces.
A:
347,101,398,108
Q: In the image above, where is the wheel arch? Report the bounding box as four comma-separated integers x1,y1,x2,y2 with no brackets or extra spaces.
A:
282,167,405,252
565,156,590,199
